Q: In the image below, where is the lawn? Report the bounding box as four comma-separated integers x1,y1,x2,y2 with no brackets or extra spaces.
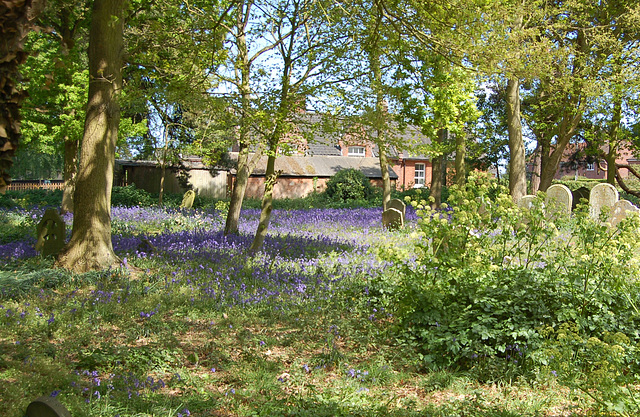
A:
0,202,618,416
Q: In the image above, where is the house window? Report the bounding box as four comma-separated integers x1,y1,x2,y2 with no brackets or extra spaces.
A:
348,146,365,157
414,163,425,186
586,162,595,171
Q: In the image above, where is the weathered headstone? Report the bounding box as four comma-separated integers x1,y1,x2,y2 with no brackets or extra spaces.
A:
180,190,196,209
476,196,489,216
545,184,573,218
572,186,590,210
589,183,619,221
382,208,404,230
517,195,537,210
26,396,71,417
609,199,639,227
387,198,406,218
35,209,65,257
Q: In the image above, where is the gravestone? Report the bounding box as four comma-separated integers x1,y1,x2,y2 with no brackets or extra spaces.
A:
589,183,619,221
545,184,573,218
572,186,590,210
382,208,404,230
35,209,65,257
609,199,639,227
26,396,71,417
387,198,406,218
476,197,488,216
517,195,537,210
180,190,196,209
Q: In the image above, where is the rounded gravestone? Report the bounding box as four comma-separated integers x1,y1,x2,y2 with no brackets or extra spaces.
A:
517,195,537,210
589,183,619,221
545,184,573,218
26,396,71,417
609,199,639,227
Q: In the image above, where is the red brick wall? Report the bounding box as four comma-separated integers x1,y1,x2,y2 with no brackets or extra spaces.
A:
391,160,432,190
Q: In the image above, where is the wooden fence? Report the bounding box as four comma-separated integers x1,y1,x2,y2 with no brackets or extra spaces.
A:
6,180,64,191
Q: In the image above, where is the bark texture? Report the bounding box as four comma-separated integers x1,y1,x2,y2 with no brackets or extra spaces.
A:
0,0,43,192
56,0,123,272
61,138,78,213
506,77,527,202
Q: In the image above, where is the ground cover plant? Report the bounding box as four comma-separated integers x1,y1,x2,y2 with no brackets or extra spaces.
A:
1,179,639,416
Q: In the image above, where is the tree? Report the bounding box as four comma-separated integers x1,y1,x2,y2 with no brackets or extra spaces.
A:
56,0,124,272
19,0,90,212
249,0,349,251
0,0,44,192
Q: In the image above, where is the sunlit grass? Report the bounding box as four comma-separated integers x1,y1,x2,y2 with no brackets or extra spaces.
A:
0,206,587,416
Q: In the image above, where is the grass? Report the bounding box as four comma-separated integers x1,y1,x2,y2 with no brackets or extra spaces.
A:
0,205,590,416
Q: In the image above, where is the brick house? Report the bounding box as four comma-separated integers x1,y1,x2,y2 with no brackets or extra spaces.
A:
228,114,433,198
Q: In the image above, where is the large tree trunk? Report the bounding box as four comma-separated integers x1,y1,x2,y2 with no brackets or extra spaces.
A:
249,150,278,252
0,0,43,192
60,137,78,213
56,0,123,272
506,77,527,202
537,113,583,191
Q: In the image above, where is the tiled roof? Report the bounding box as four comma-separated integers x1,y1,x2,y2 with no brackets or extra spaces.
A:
231,154,398,179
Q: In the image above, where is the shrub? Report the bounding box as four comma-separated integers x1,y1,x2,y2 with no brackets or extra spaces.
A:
376,171,640,380
111,185,154,207
324,169,375,203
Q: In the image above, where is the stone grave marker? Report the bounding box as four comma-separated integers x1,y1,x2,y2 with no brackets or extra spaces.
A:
572,186,590,210
26,396,71,417
180,190,196,209
517,195,537,210
382,208,404,230
545,184,573,218
387,198,406,218
609,199,639,227
589,183,619,221
35,209,65,257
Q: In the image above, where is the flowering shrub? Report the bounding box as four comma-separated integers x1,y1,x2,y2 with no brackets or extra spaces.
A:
377,172,640,381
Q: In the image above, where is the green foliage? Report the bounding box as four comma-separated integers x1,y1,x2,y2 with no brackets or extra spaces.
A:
325,169,376,203
0,189,62,208
376,172,640,381
110,185,155,207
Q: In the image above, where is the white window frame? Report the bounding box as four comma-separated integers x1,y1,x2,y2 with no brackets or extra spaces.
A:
414,163,426,186
586,162,595,171
348,146,365,157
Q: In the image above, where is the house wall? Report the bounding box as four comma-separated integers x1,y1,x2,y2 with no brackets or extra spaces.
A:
235,176,395,199
391,160,433,190
118,166,227,198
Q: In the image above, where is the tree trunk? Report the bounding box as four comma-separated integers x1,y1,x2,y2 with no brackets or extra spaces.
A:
454,132,465,186
530,143,541,194
224,2,255,235
430,129,445,209
379,145,391,211
368,43,390,210
225,143,252,235
60,137,78,213
606,96,622,184
0,0,43,192
56,0,123,273
250,150,278,252
506,77,527,202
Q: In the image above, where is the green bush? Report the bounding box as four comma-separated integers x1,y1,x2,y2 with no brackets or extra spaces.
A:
324,169,376,203
0,189,62,208
111,185,155,207
376,172,640,380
